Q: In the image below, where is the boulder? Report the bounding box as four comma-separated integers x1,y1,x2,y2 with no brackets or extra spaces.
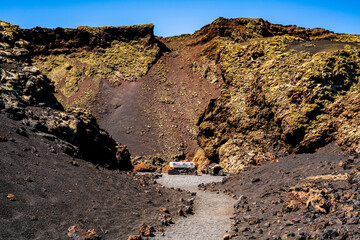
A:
133,164,157,173
285,184,330,213
158,214,173,225
138,222,154,236
192,148,211,174
206,163,225,176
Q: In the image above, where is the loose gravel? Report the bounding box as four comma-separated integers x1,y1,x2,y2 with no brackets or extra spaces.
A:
154,174,235,240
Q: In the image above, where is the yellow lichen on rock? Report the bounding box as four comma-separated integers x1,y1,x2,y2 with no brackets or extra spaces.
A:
198,31,360,172
32,35,160,110
192,148,211,173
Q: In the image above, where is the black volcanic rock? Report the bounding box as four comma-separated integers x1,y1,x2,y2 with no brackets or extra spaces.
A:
21,24,157,54
0,21,132,170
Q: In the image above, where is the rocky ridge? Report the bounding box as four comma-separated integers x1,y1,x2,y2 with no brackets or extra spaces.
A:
2,16,360,173
2,16,360,240
194,17,360,172
27,23,163,110
0,20,131,170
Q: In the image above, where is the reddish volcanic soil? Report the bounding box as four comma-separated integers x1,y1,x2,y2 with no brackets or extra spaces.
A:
94,37,222,160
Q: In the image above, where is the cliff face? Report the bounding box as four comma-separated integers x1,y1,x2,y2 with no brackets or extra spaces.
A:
191,17,332,45
25,23,163,110
0,20,132,170
2,17,360,172
13,20,221,163
195,18,360,172
22,24,157,53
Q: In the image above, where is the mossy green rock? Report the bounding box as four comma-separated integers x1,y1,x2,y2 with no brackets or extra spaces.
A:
29,24,161,110
196,19,360,172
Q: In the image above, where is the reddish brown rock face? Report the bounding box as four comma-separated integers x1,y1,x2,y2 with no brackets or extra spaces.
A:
194,18,360,172
132,163,157,172
0,24,132,170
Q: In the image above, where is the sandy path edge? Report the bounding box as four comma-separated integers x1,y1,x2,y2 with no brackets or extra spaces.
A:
154,174,236,240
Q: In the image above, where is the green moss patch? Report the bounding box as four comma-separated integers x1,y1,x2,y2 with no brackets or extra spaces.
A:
33,38,160,110
198,34,360,172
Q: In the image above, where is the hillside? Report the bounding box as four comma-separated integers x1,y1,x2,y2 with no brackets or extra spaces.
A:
1,17,360,239
0,20,190,239
194,17,360,172
13,21,221,165
3,17,359,171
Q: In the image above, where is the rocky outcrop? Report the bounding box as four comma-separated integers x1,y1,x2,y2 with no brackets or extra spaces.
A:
191,17,332,46
22,24,157,54
0,20,132,170
132,163,157,173
22,22,164,110
1,19,166,110
196,18,360,172
3,17,360,173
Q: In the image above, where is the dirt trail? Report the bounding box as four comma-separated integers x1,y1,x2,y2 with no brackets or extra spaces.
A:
155,174,235,240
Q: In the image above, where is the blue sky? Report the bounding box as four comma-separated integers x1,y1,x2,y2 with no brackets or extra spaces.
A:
1,0,360,37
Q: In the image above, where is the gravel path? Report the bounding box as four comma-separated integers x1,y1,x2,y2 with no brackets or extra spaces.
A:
154,174,235,240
